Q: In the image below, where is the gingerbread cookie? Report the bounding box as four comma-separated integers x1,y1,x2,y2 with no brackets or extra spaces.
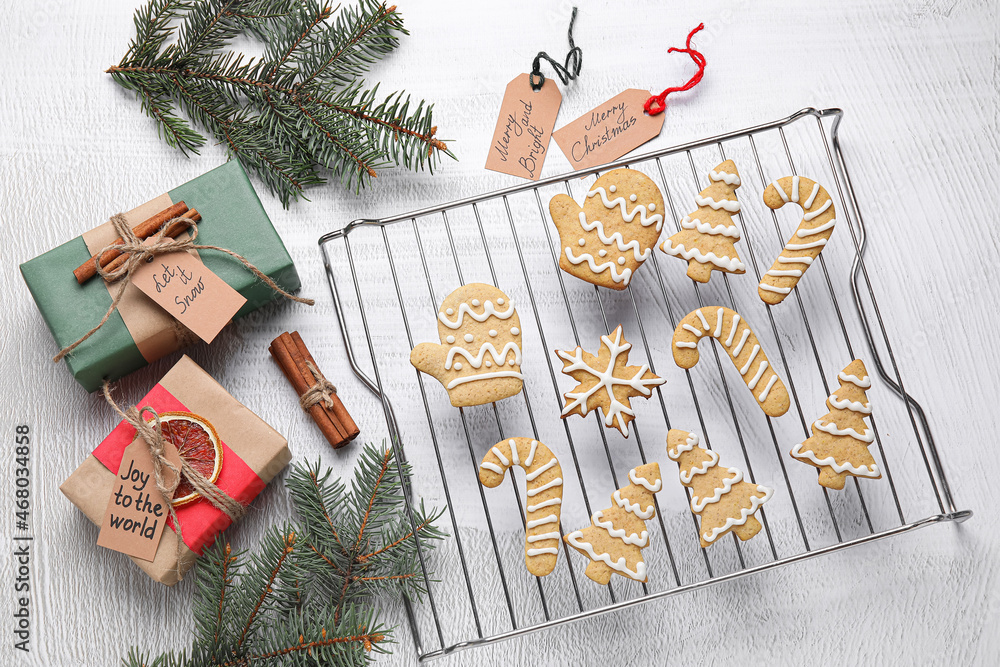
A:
759,175,837,304
667,429,773,548
556,325,665,437
410,283,523,407
661,160,746,283
564,462,661,584
548,168,665,290
671,306,789,417
479,438,563,576
790,359,881,490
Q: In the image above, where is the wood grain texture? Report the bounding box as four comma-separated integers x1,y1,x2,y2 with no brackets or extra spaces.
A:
1,0,998,665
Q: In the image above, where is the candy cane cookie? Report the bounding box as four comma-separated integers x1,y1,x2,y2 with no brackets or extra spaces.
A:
479,438,563,576
671,307,790,417
758,176,837,305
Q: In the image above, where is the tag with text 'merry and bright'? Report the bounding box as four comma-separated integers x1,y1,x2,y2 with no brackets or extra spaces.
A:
132,247,247,344
96,437,182,561
485,73,563,181
552,89,665,171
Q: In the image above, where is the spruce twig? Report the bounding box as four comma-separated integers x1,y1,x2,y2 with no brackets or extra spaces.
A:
125,443,445,666
109,0,453,206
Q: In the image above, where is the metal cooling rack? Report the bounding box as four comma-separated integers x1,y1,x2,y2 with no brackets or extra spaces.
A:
318,108,971,662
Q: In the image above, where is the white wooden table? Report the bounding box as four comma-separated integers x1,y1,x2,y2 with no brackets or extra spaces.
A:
2,0,996,664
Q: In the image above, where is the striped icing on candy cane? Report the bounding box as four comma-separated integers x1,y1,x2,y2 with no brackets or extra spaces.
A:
478,438,564,571
671,307,790,417
758,175,837,305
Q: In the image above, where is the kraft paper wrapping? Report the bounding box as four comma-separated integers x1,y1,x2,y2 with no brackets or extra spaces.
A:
59,356,291,586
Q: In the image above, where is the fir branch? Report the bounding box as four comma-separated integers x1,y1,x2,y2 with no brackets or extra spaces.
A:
110,0,453,206
127,443,445,666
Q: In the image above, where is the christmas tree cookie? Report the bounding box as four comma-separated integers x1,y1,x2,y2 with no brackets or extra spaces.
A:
548,168,665,290
556,325,665,438
564,462,662,584
758,175,837,305
790,359,881,489
667,429,773,548
479,438,564,577
410,283,523,407
660,160,746,283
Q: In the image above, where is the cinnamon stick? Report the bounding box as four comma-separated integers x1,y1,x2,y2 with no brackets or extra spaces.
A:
73,201,190,284
99,209,201,278
269,332,358,448
291,331,360,443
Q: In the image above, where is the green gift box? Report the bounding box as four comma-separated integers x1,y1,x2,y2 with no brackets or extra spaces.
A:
20,160,301,392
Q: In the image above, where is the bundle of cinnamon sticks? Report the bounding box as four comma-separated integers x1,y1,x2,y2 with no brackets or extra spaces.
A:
270,331,359,449
73,202,201,284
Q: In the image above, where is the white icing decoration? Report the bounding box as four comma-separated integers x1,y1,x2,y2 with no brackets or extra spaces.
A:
525,457,557,481
453,362,463,370
649,204,656,211
598,249,607,257
464,334,474,343
790,441,880,478
526,477,563,497
593,509,649,547
471,299,480,307
702,485,773,544
565,246,633,285
527,497,561,512
445,341,521,370
556,328,664,438
713,307,724,337
784,238,828,250
527,547,559,556
758,375,779,401
490,446,509,466
587,187,664,231
662,241,746,272
725,314,741,347
679,449,719,483
446,371,523,389
438,299,516,329
576,212,654,262
732,329,751,357
838,371,871,388
479,461,503,474
526,531,560,542
629,194,637,202
797,218,836,236
771,180,789,203
579,238,586,246
829,394,872,414
759,283,792,295
565,531,646,581
446,335,455,344
803,199,833,221
489,329,498,337
710,170,741,185
747,361,768,390
778,255,813,265
696,309,711,330
484,360,492,367
617,257,625,265
609,185,617,193
496,298,504,305
682,324,703,337
791,175,800,203
739,345,760,375
680,215,741,239
803,182,820,209
690,468,743,512
675,341,698,349
628,468,662,493
613,489,655,519
814,419,874,443
525,515,558,529
766,269,803,277
667,432,700,460
524,440,539,466
510,327,520,336
694,193,741,213
509,439,519,465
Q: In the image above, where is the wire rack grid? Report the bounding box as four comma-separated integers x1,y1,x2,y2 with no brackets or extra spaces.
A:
318,108,971,662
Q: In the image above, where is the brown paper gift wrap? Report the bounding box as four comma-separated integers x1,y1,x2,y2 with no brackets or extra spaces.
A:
60,356,291,586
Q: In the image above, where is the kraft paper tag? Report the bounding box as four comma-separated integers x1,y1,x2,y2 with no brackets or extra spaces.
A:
485,73,562,181
552,89,665,171
97,437,182,561
132,250,247,344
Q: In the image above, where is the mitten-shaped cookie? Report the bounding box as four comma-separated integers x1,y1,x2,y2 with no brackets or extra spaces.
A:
661,160,746,283
410,283,523,407
549,168,665,290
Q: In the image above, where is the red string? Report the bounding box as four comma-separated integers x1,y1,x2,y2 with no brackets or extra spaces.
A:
644,23,707,116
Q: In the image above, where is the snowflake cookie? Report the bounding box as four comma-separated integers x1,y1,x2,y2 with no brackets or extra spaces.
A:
548,168,665,290
667,429,773,548
410,283,523,407
556,325,664,437
790,359,881,490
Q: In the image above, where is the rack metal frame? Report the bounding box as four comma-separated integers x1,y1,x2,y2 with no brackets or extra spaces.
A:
318,108,971,662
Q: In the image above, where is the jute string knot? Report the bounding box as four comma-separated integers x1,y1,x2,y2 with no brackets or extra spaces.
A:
299,361,337,411
102,382,246,558
54,213,314,363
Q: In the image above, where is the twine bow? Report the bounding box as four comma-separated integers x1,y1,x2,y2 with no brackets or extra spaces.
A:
102,382,246,559
54,213,314,363
299,361,337,411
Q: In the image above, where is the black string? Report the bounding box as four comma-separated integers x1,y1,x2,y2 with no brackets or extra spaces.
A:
529,7,582,91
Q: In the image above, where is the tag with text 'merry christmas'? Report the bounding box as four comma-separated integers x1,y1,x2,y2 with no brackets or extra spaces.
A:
132,248,247,345
552,89,665,171
485,73,562,181
97,437,182,561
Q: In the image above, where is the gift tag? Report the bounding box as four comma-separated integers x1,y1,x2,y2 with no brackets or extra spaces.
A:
97,436,182,561
132,249,247,344
485,73,562,181
552,89,666,170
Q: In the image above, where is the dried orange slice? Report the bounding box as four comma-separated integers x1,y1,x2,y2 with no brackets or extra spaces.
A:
148,412,224,507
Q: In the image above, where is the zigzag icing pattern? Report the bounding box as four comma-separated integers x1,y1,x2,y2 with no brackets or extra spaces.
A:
702,486,773,545
587,186,664,231
564,247,633,284
790,441,880,478
577,212,653,261
662,241,746,272
680,214,741,239
438,299,516,329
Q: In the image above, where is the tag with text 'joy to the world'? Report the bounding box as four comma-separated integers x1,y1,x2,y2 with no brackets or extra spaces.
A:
132,248,246,344
485,73,562,181
552,89,666,171
97,436,182,561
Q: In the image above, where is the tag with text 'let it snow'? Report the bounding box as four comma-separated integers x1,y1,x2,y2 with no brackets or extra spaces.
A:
485,73,562,181
552,89,665,171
